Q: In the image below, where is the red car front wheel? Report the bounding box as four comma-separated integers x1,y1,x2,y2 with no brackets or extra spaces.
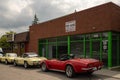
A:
65,65,75,78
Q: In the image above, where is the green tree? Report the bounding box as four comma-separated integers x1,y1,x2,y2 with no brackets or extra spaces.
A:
32,14,39,25
6,31,16,35
0,35,10,48
0,31,16,48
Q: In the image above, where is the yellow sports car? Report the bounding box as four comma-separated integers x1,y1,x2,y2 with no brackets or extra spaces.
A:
0,53,17,64
13,52,47,68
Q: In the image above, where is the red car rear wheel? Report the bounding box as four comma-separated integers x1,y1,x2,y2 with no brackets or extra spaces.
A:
41,63,48,72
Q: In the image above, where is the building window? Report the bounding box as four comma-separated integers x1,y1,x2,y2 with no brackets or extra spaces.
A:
85,34,91,40
14,44,18,49
102,32,108,38
91,33,101,39
92,41,100,60
112,32,119,66
71,42,84,58
71,35,84,41
41,44,47,57
57,37,67,42
85,41,90,58
48,38,57,43
102,39,108,66
40,39,46,43
21,43,25,48
112,39,118,66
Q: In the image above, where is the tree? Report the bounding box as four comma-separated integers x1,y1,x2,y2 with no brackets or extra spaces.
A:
5,31,16,35
0,35,10,48
0,31,16,48
32,14,39,25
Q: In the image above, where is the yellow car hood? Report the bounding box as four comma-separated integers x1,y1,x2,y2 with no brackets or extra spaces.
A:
8,57,16,59
28,57,47,61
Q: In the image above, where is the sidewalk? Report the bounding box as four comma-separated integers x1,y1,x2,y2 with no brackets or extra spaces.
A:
95,69,120,79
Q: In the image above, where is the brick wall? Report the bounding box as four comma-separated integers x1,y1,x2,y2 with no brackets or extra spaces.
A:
28,2,120,53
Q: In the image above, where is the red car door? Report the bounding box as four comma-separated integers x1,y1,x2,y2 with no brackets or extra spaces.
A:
48,59,58,69
51,60,67,71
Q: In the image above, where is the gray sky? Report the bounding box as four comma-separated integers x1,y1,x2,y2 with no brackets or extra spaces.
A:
0,0,120,37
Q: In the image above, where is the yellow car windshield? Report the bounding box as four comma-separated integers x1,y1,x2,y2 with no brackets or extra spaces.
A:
28,54,38,58
8,54,17,57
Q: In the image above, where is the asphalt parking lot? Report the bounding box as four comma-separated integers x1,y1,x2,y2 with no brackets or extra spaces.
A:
0,63,120,80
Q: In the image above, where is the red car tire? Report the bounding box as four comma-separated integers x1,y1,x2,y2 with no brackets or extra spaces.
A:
41,63,48,72
65,65,75,78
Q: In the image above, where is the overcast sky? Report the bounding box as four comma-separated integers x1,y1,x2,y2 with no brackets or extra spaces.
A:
0,0,120,37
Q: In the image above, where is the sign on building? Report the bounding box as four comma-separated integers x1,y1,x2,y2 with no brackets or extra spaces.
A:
7,33,14,42
65,20,76,32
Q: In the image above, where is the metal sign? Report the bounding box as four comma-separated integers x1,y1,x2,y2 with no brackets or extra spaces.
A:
65,20,76,32
7,33,14,42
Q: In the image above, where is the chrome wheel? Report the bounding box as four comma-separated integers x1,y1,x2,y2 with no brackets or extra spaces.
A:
65,65,74,78
5,60,8,64
24,62,28,69
41,63,48,72
14,61,17,66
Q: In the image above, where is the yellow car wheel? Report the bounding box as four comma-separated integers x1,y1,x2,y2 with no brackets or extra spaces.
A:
14,60,17,66
5,60,8,65
24,62,29,69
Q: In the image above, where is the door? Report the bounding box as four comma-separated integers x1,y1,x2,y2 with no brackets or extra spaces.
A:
50,59,66,70
92,41,101,60
17,57,24,64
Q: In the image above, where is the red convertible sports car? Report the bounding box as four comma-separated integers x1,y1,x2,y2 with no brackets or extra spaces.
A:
41,54,103,78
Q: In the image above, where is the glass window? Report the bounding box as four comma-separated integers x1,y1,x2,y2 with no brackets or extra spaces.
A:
86,41,90,58
40,39,46,43
91,33,101,39
21,43,25,48
102,32,108,38
14,44,18,49
92,41,100,60
112,40,118,66
41,44,47,57
111,32,120,66
102,40,108,67
57,43,68,58
48,43,57,58
57,37,67,42
71,35,84,41
48,38,57,43
71,42,84,58
112,33,118,40
85,34,91,40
